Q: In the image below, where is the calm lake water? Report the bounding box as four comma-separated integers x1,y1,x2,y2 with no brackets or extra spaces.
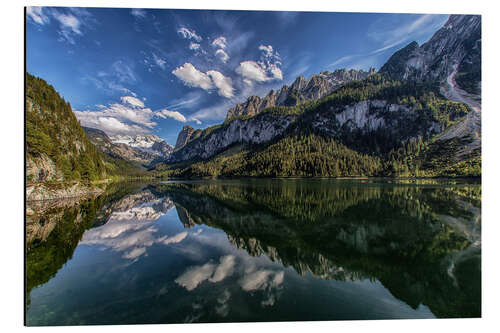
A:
25,179,481,325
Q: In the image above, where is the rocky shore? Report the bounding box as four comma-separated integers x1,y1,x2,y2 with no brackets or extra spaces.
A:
26,182,104,202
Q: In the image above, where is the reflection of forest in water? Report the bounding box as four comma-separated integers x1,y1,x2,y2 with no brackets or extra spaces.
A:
26,179,481,318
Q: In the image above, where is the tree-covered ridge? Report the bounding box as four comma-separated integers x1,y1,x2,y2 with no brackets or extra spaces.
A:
26,73,148,184
158,74,478,178
26,73,106,183
181,74,469,141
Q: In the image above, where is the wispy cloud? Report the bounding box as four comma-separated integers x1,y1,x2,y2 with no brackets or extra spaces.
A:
215,49,230,63
189,42,201,50
131,8,147,19
212,36,227,49
157,109,187,123
152,53,167,70
166,91,204,110
28,7,97,44
329,14,449,70
26,7,50,25
178,27,202,42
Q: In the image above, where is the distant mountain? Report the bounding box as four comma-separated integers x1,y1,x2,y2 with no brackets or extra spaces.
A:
83,127,158,167
226,68,375,120
110,134,173,163
160,14,480,178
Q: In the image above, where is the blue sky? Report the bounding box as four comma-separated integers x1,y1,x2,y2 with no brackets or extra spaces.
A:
26,7,448,145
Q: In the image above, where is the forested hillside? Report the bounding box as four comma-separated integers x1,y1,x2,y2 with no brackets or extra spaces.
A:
155,74,480,178
26,73,147,189
26,73,107,183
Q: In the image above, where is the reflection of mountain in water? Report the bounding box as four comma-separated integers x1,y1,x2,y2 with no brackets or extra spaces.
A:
25,182,173,303
154,180,481,318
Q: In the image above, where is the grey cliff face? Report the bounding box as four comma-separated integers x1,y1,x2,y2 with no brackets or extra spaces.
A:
174,125,197,150
380,14,481,94
170,114,295,162
169,100,440,163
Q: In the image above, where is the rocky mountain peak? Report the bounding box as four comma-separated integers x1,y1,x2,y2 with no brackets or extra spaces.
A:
379,14,481,95
225,68,374,120
175,125,196,150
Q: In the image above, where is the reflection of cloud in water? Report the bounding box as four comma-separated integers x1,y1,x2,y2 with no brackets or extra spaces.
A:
210,255,235,283
239,269,284,291
81,217,188,261
175,255,236,291
175,262,216,291
161,231,188,245
175,250,284,308
239,268,284,307
216,289,231,317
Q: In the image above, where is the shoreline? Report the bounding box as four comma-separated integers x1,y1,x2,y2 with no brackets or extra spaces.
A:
26,182,105,202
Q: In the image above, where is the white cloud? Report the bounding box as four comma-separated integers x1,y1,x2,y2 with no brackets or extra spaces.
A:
28,7,96,44
172,63,234,98
121,96,145,108
215,49,230,63
54,13,81,34
268,64,283,80
26,6,49,25
172,62,213,90
207,70,234,98
236,61,270,82
178,27,202,42
157,109,188,123
212,36,227,49
98,117,144,135
258,44,273,57
189,42,201,50
74,91,170,136
190,117,202,125
51,10,83,44
236,44,283,84
131,8,146,19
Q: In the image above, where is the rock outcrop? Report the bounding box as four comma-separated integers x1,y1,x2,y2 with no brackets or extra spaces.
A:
174,125,201,150
26,183,104,201
169,100,442,163
380,14,481,95
226,68,375,120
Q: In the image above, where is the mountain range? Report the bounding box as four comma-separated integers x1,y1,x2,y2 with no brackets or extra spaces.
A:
158,14,481,179
26,14,481,186
84,128,173,167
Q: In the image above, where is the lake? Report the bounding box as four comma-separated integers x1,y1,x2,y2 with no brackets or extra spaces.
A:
25,179,481,325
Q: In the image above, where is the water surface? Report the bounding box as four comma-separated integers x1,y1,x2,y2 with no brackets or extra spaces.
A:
26,179,481,325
